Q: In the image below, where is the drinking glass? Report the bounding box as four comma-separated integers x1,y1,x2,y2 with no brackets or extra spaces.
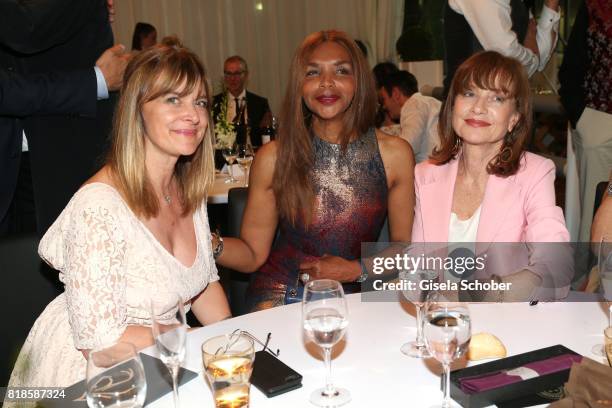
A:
151,292,187,408
86,342,147,408
424,292,471,408
399,268,438,357
202,333,255,408
236,144,254,187
222,145,238,184
302,279,350,407
600,235,612,323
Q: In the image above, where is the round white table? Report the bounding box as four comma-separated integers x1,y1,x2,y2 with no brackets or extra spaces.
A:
208,172,247,204
146,293,608,407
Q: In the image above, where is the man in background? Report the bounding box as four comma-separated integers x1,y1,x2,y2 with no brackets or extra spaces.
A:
444,0,560,93
0,0,121,235
213,55,272,147
0,47,127,236
559,0,612,247
379,70,441,163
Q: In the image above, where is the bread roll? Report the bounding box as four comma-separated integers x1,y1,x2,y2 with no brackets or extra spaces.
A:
467,332,507,361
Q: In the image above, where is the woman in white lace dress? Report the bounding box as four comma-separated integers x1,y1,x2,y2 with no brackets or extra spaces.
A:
6,45,231,393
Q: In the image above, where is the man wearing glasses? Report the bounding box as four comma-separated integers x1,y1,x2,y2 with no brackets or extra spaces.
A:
213,55,272,147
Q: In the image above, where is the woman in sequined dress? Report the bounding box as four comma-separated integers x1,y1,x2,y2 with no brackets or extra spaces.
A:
215,30,415,312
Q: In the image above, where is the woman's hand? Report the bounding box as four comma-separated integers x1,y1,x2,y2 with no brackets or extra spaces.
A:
299,255,361,283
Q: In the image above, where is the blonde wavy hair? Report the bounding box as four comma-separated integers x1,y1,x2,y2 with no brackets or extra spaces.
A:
107,45,215,218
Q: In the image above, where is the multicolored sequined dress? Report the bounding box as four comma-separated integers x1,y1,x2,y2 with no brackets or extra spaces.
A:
245,128,388,311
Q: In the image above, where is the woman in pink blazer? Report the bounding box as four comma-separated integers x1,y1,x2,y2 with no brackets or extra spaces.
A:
412,51,572,300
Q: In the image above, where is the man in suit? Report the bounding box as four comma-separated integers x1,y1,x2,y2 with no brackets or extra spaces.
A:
559,0,611,250
0,0,119,235
0,46,127,236
212,55,272,147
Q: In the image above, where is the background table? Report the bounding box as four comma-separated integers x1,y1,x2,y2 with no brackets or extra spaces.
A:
145,293,608,407
208,172,246,204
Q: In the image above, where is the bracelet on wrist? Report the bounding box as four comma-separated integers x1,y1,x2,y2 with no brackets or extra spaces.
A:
211,231,224,259
356,259,368,283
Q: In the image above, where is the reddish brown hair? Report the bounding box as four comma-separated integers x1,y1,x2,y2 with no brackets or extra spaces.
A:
273,30,376,225
432,51,532,176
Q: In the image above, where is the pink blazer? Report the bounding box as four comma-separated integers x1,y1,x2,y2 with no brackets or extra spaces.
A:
412,152,572,299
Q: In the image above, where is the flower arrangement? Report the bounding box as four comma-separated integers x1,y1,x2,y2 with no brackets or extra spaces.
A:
213,90,236,149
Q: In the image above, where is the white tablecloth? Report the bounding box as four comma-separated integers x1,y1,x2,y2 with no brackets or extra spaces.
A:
208,171,247,204
146,294,608,407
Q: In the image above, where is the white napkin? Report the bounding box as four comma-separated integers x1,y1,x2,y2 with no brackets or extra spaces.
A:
221,163,245,177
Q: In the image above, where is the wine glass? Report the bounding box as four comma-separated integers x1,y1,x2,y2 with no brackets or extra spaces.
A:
86,342,147,408
399,268,438,357
151,292,187,408
600,236,612,359
600,235,612,322
236,143,254,187
222,145,238,184
424,292,471,408
302,279,351,407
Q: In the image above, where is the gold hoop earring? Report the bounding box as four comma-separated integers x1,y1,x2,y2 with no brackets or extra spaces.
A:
499,145,513,163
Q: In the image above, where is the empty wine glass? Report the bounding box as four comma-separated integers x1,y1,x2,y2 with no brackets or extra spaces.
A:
222,145,238,184
302,279,350,407
236,143,254,187
86,342,147,408
424,292,471,408
399,268,438,358
151,292,187,408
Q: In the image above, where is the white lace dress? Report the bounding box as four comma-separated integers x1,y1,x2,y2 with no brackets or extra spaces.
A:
6,183,219,391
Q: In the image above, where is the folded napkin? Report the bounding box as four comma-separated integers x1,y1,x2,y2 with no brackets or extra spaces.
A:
549,357,612,408
459,353,582,393
221,163,245,177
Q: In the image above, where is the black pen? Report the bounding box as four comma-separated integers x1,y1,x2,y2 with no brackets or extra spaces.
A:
529,300,539,306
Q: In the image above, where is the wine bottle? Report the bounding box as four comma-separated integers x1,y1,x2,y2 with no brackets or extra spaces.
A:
234,101,247,145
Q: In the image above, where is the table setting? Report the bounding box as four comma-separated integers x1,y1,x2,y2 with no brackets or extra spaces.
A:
37,236,612,407
35,288,611,408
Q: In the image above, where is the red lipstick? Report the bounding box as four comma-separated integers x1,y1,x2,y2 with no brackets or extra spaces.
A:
316,95,340,105
465,119,491,127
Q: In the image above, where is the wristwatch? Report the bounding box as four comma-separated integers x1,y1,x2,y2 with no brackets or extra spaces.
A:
211,231,224,259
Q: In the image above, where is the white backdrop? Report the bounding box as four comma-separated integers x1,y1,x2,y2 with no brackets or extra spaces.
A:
112,0,404,114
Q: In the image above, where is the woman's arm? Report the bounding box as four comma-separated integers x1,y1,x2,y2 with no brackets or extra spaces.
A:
190,281,232,325
591,181,612,248
499,157,571,300
82,281,233,359
215,141,279,272
377,130,415,243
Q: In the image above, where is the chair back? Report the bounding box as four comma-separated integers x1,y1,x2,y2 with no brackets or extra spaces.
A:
593,181,608,217
227,188,249,237
0,233,61,385
226,188,251,316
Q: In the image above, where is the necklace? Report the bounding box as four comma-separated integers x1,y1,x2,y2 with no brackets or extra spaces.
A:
163,194,172,205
